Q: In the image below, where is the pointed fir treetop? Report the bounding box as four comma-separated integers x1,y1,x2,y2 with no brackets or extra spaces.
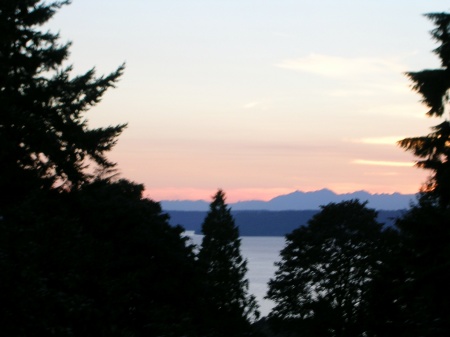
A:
426,13,450,68
201,189,239,241
209,189,228,212
404,13,450,117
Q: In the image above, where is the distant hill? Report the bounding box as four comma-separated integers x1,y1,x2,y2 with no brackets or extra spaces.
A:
167,210,405,237
160,189,416,211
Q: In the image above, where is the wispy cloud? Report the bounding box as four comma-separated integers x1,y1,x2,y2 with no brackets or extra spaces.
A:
348,136,405,146
329,88,378,97
353,159,413,167
242,101,270,110
275,54,405,79
363,171,400,176
362,103,425,119
243,101,261,109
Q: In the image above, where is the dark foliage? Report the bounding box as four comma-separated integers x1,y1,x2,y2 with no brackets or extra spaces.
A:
392,194,450,337
266,200,386,337
0,179,205,336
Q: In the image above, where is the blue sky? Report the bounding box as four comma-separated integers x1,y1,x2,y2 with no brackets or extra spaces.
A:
47,0,449,201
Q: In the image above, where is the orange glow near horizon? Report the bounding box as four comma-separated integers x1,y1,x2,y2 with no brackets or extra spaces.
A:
144,187,298,203
144,182,424,203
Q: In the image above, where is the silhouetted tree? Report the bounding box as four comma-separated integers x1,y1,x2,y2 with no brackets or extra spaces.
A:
73,179,204,336
392,193,450,337
362,225,407,337
0,0,125,213
398,13,450,208
266,200,385,337
0,179,205,337
393,12,450,336
198,189,259,336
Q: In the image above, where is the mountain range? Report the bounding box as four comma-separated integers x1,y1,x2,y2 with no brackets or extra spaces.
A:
160,189,416,211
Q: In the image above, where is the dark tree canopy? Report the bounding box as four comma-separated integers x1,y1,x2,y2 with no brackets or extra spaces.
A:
393,193,450,337
0,179,206,337
0,0,126,211
266,200,385,337
197,189,259,336
398,13,450,207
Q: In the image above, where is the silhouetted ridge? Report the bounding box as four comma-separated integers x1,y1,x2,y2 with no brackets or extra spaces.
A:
167,210,403,236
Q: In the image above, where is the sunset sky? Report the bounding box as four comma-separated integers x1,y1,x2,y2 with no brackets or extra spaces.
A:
47,0,449,202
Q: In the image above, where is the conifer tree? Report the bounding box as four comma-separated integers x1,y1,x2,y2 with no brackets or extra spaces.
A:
0,0,126,211
398,13,450,208
198,189,259,336
394,13,450,335
371,14,450,336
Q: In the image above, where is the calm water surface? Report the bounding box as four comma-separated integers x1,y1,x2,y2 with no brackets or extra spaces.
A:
188,234,286,317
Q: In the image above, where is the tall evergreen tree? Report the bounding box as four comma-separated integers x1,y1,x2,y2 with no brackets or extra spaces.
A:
0,0,126,212
394,12,450,336
398,13,450,208
197,189,259,336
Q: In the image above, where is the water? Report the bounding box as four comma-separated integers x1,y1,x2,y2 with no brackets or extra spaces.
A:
188,234,286,317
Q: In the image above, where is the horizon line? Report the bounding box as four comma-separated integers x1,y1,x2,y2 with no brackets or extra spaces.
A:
144,187,418,203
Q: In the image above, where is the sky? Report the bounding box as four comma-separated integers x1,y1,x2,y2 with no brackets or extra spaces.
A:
46,0,450,202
